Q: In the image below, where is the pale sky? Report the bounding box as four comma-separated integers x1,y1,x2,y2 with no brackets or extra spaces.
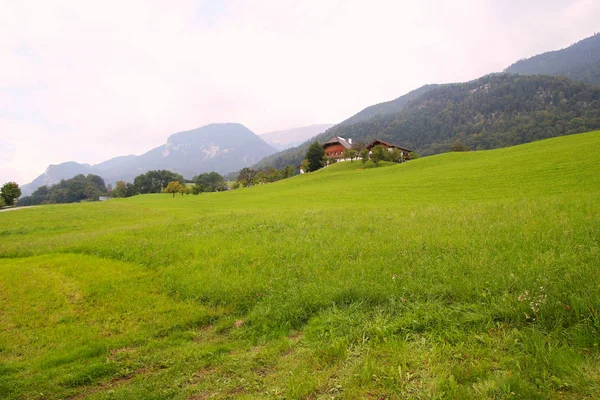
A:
1,0,599,185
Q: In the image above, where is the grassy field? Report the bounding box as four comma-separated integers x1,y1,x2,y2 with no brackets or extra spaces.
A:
1,131,600,399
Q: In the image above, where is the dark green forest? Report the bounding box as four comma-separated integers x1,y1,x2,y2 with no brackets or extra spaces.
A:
133,170,185,194
256,74,600,170
18,170,188,205
18,174,107,206
337,84,439,127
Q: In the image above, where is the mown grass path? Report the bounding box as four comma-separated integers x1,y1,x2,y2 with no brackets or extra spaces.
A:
1,132,600,399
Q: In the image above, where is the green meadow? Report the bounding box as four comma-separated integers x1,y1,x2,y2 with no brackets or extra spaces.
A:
1,131,600,399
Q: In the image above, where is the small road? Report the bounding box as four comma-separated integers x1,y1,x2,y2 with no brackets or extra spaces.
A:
0,206,38,212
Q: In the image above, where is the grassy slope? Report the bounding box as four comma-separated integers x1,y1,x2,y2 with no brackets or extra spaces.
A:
1,132,600,399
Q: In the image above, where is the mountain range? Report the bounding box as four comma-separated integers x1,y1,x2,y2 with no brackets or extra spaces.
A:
21,123,276,196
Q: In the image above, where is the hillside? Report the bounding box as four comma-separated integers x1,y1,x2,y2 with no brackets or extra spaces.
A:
260,124,334,151
21,123,275,195
1,131,600,399
257,73,600,170
506,33,600,86
337,83,439,126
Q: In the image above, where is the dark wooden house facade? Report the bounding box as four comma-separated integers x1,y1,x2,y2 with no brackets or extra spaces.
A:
323,136,353,159
365,139,412,160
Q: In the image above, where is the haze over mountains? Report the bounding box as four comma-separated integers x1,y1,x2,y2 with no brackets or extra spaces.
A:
21,124,275,196
259,124,334,151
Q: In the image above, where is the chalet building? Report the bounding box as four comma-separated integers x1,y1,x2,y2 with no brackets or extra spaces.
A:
365,139,412,160
323,136,353,159
298,137,413,173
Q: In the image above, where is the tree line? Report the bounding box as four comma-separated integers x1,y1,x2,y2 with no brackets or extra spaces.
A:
233,165,295,188
18,174,108,206
16,163,300,205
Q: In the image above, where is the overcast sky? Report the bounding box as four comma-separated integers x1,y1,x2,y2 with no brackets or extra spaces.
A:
1,0,599,185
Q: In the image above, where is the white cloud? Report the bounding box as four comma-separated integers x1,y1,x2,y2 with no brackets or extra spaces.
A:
0,0,599,185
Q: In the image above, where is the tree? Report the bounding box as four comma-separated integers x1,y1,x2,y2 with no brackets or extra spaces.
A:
134,170,185,194
192,183,204,194
277,165,295,180
450,140,470,152
0,182,21,206
113,181,127,198
389,148,404,163
359,148,369,165
163,181,186,197
125,183,137,197
371,145,386,167
306,141,325,172
193,172,227,193
284,165,295,178
83,184,100,201
300,159,310,173
344,148,357,162
256,168,279,184
324,156,336,166
237,168,258,187
86,174,106,192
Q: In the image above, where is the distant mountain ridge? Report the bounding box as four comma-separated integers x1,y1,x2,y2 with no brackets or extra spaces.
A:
21,123,276,196
505,33,600,86
260,124,334,151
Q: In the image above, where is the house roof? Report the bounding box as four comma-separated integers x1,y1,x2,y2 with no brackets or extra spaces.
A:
323,136,352,149
365,139,412,152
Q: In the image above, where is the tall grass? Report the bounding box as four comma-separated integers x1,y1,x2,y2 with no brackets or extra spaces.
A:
1,131,599,398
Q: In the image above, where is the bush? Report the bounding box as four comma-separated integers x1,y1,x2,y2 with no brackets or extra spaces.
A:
370,145,386,167
360,148,369,165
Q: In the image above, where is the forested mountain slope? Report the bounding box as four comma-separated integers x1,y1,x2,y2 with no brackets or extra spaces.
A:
505,33,600,86
337,84,439,126
257,74,600,169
